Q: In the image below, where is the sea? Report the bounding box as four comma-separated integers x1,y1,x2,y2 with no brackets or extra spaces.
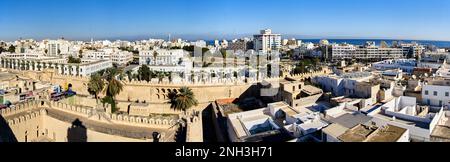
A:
207,39,450,48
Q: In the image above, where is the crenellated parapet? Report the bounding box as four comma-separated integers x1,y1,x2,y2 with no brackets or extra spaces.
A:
47,100,178,127
52,73,89,81
0,100,42,117
6,109,44,126
110,113,177,127
185,111,203,142
122,77,248,87
48,101,92,117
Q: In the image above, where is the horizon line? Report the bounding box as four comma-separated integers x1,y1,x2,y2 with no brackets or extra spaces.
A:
2,35,450,43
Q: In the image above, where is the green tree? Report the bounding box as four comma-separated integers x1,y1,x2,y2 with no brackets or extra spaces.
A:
170,87,198,111
68,56,81,63
125,70,132,81
138,65,152,82
103,68,123,113
7,45,15,53
87,73,105,104
156,72,165,83
78,50,83,58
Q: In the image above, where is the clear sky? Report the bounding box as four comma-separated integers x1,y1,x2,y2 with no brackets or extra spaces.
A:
1,0,450,41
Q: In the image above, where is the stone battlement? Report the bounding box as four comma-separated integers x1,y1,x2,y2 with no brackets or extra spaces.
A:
6,109,44,126
0,100,42,117
47,101,178,127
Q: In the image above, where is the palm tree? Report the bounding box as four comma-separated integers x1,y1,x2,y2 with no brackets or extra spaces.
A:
170,87,198,111
103,68,123,113
87,73,105,104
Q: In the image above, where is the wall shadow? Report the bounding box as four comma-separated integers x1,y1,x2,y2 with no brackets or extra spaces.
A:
0,114,17,142
67,118,87,142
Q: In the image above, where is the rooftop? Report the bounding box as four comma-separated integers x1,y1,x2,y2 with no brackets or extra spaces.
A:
338,124,377,142
302,85,323,95
322,123,349,138
329,113,373,129
365,125,408,142
430,112,450,140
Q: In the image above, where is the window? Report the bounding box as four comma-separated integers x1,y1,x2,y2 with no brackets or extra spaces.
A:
439,100,443,106
446,92,449,97
425,90,429,95
434,91,438,96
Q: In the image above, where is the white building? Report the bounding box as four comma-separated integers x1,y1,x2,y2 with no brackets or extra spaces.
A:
312,72,374,97
85,49,133,65
190,40,207,48
45,39,71,56
421,77,450,108
322,123,409,142
435,60,450,79
226,102,327,142
0,56,112,77
372,59,417,74
111,50,133,65
367,96,446,141
139,49,193,75
331,44,405,60
253,29,281,53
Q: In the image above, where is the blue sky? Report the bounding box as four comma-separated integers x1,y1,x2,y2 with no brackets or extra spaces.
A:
0,0,449,41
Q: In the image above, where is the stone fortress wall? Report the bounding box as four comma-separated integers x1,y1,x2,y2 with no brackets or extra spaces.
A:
0,100,179,142
1,68,331,142
14,67,331,104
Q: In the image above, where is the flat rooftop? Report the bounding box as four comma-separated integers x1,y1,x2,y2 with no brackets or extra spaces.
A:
338,124,407,142
371,111,430,129
329,113,373,129
338,124,376,142
431,125,450,140
216,98,264,115
322,123,349,138
431,113,450,140
365,125,408,142
281,106,298,117
302,85,323,95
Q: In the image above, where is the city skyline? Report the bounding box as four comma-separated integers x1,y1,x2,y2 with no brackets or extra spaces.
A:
1,0,450,41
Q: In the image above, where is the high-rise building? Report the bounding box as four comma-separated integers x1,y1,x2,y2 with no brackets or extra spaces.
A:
253,29,281,53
